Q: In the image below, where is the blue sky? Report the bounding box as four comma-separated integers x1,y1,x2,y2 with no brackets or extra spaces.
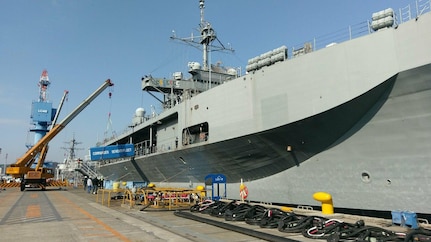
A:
0,0,420,166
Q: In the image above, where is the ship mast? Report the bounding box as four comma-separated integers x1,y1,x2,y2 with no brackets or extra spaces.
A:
170,0,233,71
199,0,216,71
141,0,237,106
62,135,83,161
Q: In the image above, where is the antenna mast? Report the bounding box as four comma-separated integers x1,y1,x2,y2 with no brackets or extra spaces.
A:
199,0,216,70
170,0,233,71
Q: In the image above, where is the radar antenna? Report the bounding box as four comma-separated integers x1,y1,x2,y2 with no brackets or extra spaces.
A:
170,0,234,71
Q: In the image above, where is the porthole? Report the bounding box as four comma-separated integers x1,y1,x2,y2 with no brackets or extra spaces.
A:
361,171,371,183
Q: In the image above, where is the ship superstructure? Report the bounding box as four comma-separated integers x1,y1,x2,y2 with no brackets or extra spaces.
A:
95,0,431,215
140,0,236,114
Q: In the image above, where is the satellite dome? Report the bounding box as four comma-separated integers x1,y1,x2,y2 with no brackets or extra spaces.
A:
227,68,237,76
188,62,201,70
135,107,145,117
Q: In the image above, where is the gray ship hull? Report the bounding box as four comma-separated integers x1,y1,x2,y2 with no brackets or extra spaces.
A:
99,10,431,213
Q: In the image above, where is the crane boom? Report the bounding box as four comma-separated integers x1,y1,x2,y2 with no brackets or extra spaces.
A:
59,79,113,127
7,79,113,190
51,90,69,128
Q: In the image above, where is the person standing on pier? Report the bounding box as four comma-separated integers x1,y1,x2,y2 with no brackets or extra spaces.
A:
83,176,88,191
92,177,99,194
86,177,93,193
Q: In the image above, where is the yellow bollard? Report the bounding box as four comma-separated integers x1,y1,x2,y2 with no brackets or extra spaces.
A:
196,185,205,199
313,192,334,214
280,206,293,212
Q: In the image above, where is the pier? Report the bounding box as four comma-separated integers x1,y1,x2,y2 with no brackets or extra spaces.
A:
1,186,429,241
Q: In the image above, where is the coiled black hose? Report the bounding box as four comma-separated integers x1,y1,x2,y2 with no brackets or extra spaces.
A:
224,203,253,221
210,200,236,217
325,223,406,241
403,228,431,242
187,201,431,242
259,208,287,229
278,215,327,233
244,205,267,225
175,210,300,242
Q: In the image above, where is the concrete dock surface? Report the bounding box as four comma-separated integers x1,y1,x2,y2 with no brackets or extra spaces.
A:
0,187,423,242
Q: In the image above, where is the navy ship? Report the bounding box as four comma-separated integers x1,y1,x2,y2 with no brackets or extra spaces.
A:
96,0,431,215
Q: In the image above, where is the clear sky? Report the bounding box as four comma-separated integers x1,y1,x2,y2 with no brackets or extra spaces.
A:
0,0,420,167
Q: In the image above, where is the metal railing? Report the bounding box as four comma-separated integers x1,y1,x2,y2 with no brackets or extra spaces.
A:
290,0,430,58
76,162,99,178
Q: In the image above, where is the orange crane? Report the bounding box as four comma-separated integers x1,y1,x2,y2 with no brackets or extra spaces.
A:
7,79,114,191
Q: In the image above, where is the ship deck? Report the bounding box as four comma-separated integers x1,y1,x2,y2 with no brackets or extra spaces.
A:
1,186,428,241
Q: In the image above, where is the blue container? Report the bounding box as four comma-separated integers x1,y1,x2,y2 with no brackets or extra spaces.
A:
403,211,418,229
126,181,147,189
104,180,113,189
391,210,402,225
391,210,418,229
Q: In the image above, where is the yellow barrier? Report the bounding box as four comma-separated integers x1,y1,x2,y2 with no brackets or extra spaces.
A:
0,180,69,189
47,180,69,187
95,186,206,210
122,187,205,210
96,188,125,207
1,182,20,188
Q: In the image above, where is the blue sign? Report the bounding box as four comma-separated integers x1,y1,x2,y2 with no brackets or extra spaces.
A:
204,173,226,184
90,144,134,161
204,174,227,201
31,101,54,122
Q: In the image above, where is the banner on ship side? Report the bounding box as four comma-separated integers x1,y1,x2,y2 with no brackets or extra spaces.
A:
89,144,134,161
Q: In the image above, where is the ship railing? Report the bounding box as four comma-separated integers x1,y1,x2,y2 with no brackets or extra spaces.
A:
134,140,153,156
100,136,184,165
290,0,430,58
397,0,431,23
99,137,179,166
399,5,413,23
412,0,431,20
291,20,371,56
97,113,155,146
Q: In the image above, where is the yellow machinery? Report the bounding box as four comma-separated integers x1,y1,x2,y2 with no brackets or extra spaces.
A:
7,79,113,191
